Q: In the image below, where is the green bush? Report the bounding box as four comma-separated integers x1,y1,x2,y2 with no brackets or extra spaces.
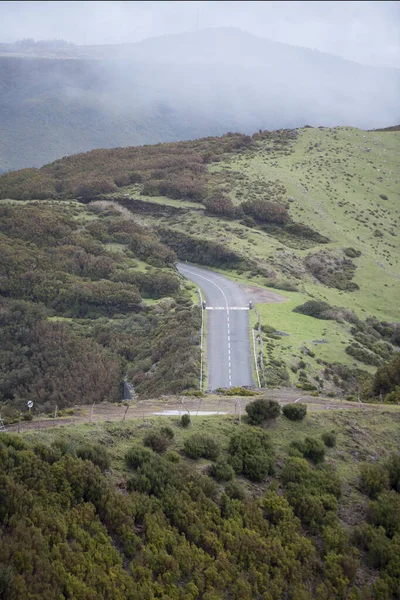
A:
368,490,400,537
183,434,220,460
228,428,275,482
360,463,389,499
160,426,175,440
245,398,281,425
181,413,191,428
291,437,326,464
293,300,334,319
343,247,362,258
282,403,307,421
165,451,180,463
76,443,111,472
125,446,153,469
224,480,245,500
222,386,256,396
386,453,400,492
321,431,337,448
210,459,235,482
143,431,170,453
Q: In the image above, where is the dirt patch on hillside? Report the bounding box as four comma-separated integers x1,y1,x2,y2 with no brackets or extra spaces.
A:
240,285,288,304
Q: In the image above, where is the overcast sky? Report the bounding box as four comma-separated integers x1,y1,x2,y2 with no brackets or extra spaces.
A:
1,0,399,67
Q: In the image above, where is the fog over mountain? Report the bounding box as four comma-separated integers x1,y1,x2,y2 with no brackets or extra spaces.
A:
0,26,399,172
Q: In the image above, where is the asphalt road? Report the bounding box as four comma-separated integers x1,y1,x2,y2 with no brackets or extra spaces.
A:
176,263,254,391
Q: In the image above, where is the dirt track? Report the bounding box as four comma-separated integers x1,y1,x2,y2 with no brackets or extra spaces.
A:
5,390,394,434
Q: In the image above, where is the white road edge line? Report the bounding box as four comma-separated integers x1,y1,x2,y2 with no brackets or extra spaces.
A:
197,287,204,391
252,328,261,388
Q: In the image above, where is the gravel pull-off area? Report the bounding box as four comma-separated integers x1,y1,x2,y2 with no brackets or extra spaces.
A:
239,284,288,303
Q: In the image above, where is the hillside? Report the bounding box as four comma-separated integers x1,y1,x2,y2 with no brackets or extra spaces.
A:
1,402,400,599
1,124,398,402
0,28,399,172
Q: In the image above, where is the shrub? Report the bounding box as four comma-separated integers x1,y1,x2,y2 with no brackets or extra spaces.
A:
204,195,236,217
165,451,180,463
368,490,400,537
210,459,235,482
291,437,326,464
321,431,337,448
76,443,111,472
293,300,334,320
183,434,220,460
282,403,307,421
379,194,388,200
181,413,191,428
360,463,389,499
160,426,174,440
386,453,400,492
125,446,153,469
222,386,256,396
224,480,245,500
143,432,170,453
245,398,281,425
343,247,362,258
346,344,381,366
228,428,275,482
242,199,289,224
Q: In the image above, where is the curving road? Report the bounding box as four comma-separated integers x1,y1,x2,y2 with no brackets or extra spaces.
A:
177,263,254,391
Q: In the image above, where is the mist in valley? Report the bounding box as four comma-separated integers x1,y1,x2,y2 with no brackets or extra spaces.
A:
0,1,399,171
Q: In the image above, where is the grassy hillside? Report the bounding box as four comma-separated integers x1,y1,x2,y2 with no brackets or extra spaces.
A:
0,125,399,403
108,126,400,393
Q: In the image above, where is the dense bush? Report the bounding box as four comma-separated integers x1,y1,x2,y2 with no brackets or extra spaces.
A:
321,431,337,448
143,431,170,453
345,344,381,366
157,228,244,268
373,353,400,397
242,198,289,224
245,398,281,425
282,403,307,421
204,194,236,217
293,300,335,319
282,457,341,533
360,463,389,499
228,428,275,482
76,443,111,472
291,437,326,464
183,433,220,460
284,222,330,244
386,453,400,492
305,250,359,291
368,490,400,537
343,247,362,258
209,458,235,482
180,413,191,428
